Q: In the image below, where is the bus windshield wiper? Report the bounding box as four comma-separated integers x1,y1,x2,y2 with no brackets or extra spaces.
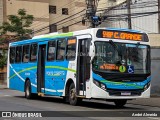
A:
136,42,140,49
109,40,121,57
136,42,140,53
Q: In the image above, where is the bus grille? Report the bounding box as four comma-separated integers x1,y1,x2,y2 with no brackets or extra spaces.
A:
107,89,143,96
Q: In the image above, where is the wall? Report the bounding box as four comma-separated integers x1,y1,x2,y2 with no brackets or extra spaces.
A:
6,0,49,35
0,0,3,26
49,0,87,32
102,0,158,33
151,48,160,96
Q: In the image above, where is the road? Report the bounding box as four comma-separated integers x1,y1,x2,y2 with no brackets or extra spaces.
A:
0,89,160,120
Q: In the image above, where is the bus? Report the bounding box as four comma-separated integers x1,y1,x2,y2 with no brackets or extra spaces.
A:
7,28,151,107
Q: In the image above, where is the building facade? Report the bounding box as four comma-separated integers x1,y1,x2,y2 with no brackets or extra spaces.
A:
0,0,4,26
101,0,158,34
49,0,87,33
1,0,50,35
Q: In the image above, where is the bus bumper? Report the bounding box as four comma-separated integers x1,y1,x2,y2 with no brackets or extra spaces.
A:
91,84,150,99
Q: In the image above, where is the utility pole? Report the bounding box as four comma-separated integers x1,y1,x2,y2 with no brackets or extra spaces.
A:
127,0,132,29
85,0,99,28
158,0,160,33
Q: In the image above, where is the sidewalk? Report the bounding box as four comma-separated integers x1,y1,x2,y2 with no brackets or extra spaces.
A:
0,84,7,89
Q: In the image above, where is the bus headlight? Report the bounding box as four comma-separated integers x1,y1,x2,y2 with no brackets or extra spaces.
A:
93,79,107,91
144,82,150,91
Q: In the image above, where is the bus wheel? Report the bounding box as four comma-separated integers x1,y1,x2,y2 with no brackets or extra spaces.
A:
114,99,127,108
25,80,32,99
69,83,79,105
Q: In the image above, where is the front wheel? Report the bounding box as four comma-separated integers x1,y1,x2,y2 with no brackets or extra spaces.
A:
114,99,127,108
69,83,81,105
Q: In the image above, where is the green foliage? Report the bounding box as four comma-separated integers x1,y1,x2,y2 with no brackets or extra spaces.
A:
0,50,7,69
0,9,34,40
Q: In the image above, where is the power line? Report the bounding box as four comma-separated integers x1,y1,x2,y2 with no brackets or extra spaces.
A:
33,9,85,34
31,0,79,29
57,21,82,30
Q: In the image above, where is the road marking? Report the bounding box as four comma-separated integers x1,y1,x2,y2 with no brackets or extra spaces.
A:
4,95,11,96
148,117,160,120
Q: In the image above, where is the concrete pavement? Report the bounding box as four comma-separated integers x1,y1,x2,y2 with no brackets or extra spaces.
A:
128,97,160,108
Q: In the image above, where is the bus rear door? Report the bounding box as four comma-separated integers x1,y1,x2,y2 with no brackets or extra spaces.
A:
37,44,46,94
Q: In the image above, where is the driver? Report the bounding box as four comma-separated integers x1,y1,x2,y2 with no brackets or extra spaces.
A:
106,51,113,63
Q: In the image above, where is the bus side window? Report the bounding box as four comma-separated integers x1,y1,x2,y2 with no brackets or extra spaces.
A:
56,39,66,61
47,41,56,61
10,47,15,63
66,38,76,60
23,45,30,63
30,44,37,62
15,46,22,63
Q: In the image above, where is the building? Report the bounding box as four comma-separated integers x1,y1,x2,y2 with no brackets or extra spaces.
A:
101,0,158,34
0,0,49,36
49,0,87,33
0,0,4,26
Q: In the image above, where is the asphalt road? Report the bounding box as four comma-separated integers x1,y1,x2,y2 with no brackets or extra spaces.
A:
0,89,160,120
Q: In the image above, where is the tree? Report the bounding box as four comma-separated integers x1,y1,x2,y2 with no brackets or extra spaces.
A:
0,50,7,69
0,9,34,40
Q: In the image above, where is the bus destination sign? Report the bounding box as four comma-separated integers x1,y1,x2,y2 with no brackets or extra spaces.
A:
96,29,148,41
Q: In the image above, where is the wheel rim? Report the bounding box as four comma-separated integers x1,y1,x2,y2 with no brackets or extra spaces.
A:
70,88,76,100
26,85,30,97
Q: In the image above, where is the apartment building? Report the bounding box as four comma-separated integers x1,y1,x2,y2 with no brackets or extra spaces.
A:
0,0,49,35
49,0,87,33
0,0,4,26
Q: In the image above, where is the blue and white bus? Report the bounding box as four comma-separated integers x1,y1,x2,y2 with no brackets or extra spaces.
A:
7,28,151,107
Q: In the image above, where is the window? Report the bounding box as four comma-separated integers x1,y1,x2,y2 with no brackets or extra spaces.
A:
30,44,37,62
22,45,30,63
47,41,56,61
15,46,22,63
62,8,68,15
62,26,69,33
57,39,66,60
10,47,15,63
66,38,76,60
49,24,57,33
49,5,56,14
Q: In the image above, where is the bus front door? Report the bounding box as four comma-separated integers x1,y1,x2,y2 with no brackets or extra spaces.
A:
37,44,46,94
76,39,91,96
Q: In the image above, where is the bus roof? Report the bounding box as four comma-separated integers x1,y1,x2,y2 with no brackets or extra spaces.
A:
10,28,145,46
10,32,74,46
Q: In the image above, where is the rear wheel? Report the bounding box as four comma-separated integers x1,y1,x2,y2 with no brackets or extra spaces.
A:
69,83,81,105
114,99,127,108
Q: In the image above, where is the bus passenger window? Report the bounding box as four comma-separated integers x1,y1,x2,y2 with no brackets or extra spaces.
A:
47,41,56,61
30,44,37,62
15,46,22,63
10,47,15,63
57,39,66,60
23,45,30,63
66,38,76,60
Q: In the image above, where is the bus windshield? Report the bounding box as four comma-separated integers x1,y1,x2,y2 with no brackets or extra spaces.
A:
92,41,150,74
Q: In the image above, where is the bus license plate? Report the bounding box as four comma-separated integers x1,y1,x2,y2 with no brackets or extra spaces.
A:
121,92,131,96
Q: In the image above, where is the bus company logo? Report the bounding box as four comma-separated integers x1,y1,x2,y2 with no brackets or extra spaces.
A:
2,112,11,117
46,71,65,76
